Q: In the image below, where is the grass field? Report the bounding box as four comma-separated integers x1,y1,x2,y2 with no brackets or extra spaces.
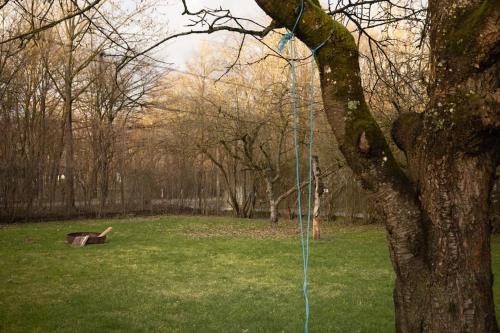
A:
1,216,500,332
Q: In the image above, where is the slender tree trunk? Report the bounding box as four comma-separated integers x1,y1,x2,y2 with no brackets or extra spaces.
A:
255,0,500,331
265,176,279,226
240,172,257,219
215,147,221,214
120,174,125,215
312,156,323,240
64,82,75,213
63,27,75,214
98,162,108,217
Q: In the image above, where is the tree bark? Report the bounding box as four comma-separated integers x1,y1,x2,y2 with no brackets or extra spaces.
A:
312,156,323,240
63,63,75,214
62,15,76,215
264,176,279,226
254,0,500,331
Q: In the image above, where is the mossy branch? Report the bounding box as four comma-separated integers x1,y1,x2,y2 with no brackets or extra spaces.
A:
255,0,413,192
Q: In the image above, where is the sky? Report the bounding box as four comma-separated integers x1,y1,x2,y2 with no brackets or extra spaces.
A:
150,0,268,68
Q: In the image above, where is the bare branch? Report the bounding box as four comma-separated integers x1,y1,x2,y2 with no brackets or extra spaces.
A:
0,0,103,45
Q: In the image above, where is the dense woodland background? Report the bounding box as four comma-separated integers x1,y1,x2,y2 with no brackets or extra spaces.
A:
0,0,498,226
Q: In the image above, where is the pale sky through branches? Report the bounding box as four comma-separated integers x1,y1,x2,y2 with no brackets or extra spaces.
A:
149,0,332,68
153,0,266,68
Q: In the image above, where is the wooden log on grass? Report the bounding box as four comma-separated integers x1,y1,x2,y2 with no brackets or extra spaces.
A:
98,227,112,237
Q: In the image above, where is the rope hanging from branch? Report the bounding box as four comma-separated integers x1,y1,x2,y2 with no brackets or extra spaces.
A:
277,1,331,332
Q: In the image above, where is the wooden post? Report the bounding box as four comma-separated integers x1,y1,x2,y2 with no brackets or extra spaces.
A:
98,227,113,237
312,156,324,240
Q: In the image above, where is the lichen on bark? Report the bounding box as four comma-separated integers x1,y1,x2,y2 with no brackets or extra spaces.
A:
442,0,495,57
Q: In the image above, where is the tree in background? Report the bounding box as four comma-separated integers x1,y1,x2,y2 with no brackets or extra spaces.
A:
0,0,162,218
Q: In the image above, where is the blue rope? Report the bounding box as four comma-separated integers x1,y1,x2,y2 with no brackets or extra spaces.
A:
288,42,317,333
277,0,304,52
277,2,330,332
304,48,317,332
288,39,311,333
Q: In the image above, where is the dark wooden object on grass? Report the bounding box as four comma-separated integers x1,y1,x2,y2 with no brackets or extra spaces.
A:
67,232,106,245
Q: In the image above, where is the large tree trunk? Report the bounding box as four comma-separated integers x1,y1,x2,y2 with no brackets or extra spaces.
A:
255,0,500,331
412,152,496,331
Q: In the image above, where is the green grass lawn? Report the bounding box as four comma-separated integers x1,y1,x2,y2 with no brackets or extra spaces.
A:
1,216,500,332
